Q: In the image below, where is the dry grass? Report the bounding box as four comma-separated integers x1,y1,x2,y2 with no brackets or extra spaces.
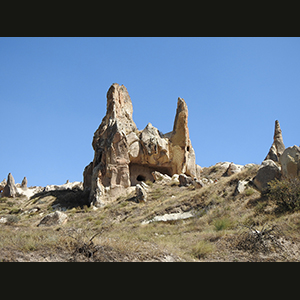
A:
1,164,300,261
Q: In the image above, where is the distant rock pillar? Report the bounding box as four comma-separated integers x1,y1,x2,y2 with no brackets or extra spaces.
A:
2,173,17,198
21,177,28,189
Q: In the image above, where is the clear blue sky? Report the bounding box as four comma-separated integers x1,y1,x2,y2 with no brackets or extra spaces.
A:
1,37,299,187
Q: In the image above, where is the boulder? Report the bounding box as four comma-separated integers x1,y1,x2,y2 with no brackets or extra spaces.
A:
279,145,300,178
38,211,68,227
252,160,281,192
264,120,285,162
83,83,200,206
179,174,193,186
152,171,172,183
234,180,248,195
2,173,18,198
136,183,148,203
192,179,205,189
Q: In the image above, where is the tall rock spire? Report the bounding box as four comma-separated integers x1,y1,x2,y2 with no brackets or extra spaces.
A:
264,120,285,162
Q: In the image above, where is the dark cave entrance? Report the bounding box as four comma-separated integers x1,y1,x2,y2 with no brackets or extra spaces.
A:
129,163,173,186
136,175,146,182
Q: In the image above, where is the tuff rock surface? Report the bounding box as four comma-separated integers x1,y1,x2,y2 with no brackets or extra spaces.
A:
280,145,300,178
2,173,18,198
252,159,281,192
83,83,201,206
264,120,285,162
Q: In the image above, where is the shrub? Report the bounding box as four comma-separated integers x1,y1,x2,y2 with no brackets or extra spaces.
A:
263,177,300,212
235,224,285,255
244,188,255,196
5,215,19,225
213,217,233,231
191,240,214,259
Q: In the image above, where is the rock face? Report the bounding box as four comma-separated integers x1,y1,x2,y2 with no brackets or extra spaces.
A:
2,173,18,198
264,120,285,162
83,83,201,206
280,145,300,178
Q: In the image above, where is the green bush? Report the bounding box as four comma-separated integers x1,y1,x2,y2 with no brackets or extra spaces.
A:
213,217,233,231
263,177,300,212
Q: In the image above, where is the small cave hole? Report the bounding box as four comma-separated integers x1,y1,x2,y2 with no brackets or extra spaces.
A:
187,146,190,152
136,175,146,182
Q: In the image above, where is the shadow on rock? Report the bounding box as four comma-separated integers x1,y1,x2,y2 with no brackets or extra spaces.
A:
30,187,90,210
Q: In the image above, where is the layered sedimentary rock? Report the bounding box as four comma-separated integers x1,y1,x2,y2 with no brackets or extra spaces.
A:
264,120,285,162
83,83,201,206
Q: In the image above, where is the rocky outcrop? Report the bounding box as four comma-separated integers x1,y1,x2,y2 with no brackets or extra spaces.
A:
83,83,201,206
225,163,244,176
21,177,27,189
0,179,7,193
2,173,18,198
264,120,285,162
280,145,300,178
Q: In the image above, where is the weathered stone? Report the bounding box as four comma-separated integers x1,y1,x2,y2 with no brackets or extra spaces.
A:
2,173,17,198
171,174,180,185
83,83,200,206
192,179,205,189
225,163,244,176
170,97,197,178
0,179,7,193
83,162,93,190
21,177,27,189
279,145,300,178
264,120,285,162
0,217,8,224
136,183,148,203
37,211,68,227
234,180,248,195
179,173,193,186
252,160,281,192
152,171,172,183
142,211,194,224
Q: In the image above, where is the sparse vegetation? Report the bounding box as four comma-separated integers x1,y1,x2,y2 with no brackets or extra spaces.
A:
1,164,300,261
191,240,215,259
263,177,300,212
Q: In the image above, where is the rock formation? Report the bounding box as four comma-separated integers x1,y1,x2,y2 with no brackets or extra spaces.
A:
135,182,148,203
264,120,285,162
2,173,18,198
21,177,27,189
83,83,201,206
252,159,282,192
280,145,300,178
38,211,68,227
0,179,7,194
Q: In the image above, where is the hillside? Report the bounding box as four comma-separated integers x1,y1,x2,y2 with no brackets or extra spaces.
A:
1,162,300,262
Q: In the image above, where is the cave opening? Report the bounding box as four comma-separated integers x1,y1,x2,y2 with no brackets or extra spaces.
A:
136,175,146,182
